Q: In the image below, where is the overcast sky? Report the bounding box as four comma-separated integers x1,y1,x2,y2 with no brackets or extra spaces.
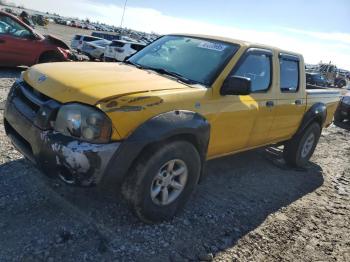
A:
8,0,350,69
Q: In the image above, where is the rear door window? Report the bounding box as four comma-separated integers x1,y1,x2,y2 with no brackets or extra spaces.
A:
73,35,82,40
279,54,299,92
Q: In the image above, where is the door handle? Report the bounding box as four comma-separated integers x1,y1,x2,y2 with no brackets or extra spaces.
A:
0,39,5,44
295,99,302,105
266,100,274,107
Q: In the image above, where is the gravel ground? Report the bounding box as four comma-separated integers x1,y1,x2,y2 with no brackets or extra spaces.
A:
0,26,350,261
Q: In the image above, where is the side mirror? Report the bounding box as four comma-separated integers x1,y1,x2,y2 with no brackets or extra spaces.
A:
220,76,251,96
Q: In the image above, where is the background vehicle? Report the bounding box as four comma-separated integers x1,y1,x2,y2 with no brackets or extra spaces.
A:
81,39,111,60
31,14,48,26
334,91,350,122
70,34,102,52
306,62,348,88
0,11,74,66
104,40,145,61
91,32,123,41
4,34,340,223
306,72,330,87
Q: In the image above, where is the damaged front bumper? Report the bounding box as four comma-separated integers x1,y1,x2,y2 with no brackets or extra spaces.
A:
4,81,120,186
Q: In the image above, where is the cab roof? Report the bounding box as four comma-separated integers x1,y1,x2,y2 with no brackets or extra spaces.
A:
172,33,303,58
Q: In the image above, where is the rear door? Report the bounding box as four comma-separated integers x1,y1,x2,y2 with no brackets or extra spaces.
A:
269,53,306,141
0,14,38,66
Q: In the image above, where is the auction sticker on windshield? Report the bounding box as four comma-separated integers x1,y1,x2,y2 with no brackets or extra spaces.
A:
198,41,227,51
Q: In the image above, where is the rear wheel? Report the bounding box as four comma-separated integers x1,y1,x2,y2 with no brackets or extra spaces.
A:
122,141,201,223
283,122,321,167
337,80,346,88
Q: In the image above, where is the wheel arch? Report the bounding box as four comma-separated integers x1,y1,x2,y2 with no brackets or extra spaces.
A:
37,49,63,63
102,110,210,185
295,102,326,136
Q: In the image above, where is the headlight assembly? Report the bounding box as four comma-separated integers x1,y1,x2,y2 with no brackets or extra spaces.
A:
54,103,112,143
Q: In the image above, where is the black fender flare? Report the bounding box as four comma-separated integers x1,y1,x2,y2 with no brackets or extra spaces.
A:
295,102,327,136
102,110,210,184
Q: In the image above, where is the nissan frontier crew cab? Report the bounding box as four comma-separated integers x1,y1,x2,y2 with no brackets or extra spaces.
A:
4,34,340,223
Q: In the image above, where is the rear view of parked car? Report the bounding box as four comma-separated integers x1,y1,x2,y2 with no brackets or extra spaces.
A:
104,40,145,62
0,11,75,66
81,39,111,60
70,35,103,52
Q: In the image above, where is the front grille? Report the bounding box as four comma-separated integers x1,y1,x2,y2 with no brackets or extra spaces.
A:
14,81,51,113
11,81,61,130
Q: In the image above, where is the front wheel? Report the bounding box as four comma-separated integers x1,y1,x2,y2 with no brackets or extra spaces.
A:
122,141,201,223
283,122,321,167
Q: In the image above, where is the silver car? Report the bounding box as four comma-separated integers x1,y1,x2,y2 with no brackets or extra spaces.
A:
70,35,103,52
81,39,111,60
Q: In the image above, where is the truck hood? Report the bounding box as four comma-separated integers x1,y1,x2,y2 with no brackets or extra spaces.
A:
24,62,189,105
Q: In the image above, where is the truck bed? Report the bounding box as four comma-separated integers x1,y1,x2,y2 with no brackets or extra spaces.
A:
306,89,341,126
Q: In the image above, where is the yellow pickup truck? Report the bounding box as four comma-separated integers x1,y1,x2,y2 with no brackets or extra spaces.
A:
4,34,340,223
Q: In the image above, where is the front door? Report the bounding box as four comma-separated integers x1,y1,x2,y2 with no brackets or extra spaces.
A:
207,48,276,157
0,13,37,66
231,48,276,148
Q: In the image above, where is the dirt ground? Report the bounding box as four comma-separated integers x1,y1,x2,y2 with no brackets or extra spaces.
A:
0,25,350,262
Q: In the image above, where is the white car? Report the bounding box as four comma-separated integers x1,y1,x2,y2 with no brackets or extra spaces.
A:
104,40,146,62
70,35,103,52
80,39,111,60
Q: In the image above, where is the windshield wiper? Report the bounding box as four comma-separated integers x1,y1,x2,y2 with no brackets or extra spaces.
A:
124,62,201,85
145,67,199,85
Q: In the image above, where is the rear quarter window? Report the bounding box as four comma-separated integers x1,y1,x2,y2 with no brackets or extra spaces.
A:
280,56,299,92
73,35,82,40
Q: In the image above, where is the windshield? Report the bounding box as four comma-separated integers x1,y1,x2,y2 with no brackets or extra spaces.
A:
0,15,32,38
128,35,239,86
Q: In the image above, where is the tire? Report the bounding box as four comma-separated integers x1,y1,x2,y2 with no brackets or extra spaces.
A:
283,122,321,167
122,140,201,223
338,80,346,88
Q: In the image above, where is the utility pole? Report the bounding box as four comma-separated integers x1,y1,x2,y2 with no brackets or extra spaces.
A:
120,0,128,29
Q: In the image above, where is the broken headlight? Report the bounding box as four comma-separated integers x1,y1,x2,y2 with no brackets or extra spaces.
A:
54,103,112,143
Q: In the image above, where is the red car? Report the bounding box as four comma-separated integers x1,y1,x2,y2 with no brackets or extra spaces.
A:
0,11,75,67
